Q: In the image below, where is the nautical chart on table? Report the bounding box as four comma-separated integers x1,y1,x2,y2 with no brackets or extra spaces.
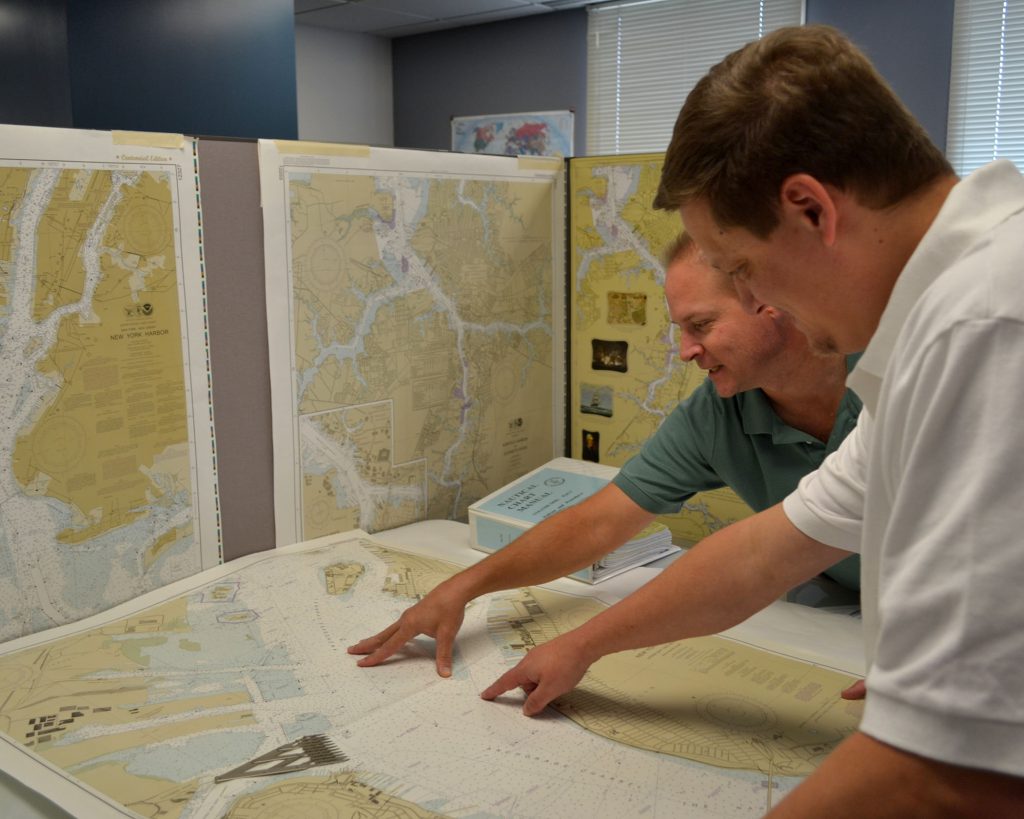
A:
0,530,862,818
0,125,220,643
260,142,564,545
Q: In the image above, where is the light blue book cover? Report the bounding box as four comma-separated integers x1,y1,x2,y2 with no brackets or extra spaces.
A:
475,467,607,524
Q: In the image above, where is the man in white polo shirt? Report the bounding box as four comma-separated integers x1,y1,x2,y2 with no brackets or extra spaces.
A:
476,24,1024,815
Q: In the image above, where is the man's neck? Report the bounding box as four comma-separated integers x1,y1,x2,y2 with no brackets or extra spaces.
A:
762,351,850,443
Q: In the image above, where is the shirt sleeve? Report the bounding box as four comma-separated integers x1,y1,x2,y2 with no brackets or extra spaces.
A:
612,383,726,514
858,318,1024,776
781,409,869,553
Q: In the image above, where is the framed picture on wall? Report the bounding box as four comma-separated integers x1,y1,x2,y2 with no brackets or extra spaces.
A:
452,110,574,157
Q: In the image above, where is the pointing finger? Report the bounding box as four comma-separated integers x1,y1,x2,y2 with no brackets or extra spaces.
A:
480,667,530,701
434,623,458,678
347,622,399,655
355,624,417,668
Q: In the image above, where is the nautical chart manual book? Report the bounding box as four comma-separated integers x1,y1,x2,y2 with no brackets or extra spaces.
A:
468,457,679,583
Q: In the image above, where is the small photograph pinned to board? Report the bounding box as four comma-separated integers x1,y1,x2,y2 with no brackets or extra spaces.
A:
580,383,613,417
581,429,600,462
591,339,628,373
607,291,647,326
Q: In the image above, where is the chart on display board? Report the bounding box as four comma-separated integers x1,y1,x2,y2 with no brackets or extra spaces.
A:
260,141,565,544
0,125,220,643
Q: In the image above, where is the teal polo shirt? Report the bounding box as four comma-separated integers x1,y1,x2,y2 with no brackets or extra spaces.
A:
613,356,862,590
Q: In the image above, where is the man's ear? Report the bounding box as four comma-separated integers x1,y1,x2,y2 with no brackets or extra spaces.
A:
778,174,838,245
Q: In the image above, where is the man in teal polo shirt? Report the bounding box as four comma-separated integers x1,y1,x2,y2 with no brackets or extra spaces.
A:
614,247,861,591
349,232,861,678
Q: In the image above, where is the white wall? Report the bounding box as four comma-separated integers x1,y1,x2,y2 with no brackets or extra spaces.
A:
296,25,393,146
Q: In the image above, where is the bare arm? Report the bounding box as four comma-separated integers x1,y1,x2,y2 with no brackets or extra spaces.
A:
769,731,1024,818
481,503,850,713
348,483,655,675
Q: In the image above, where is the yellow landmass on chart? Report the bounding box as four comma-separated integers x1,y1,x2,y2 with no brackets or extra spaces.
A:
324,562,365,595
76,761,198,819
224,771,447,818
0,168,33,305
10,168,190,553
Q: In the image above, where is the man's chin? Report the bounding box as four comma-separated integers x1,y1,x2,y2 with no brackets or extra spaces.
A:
707,373,737,398
792,316,841,356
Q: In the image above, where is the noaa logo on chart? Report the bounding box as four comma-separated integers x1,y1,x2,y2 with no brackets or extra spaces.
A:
544,477,565,486
124,303,154,318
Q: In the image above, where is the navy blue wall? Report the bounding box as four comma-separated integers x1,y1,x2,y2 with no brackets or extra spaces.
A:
392,4,953,157
67,0,297,138
0,0,72,127
807,0,955,151
393,10,587,154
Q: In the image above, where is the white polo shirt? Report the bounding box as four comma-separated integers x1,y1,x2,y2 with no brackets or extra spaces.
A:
783,160,1024,776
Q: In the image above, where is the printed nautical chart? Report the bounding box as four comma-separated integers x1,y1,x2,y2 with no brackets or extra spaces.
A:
0,125,220,643
0,531,862,818
569,153,754,545
260,142,564,545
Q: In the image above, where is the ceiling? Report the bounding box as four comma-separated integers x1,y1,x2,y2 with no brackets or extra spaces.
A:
294,0,595,38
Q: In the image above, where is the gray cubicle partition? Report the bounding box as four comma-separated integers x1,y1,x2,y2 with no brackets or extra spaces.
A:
196,138,276,561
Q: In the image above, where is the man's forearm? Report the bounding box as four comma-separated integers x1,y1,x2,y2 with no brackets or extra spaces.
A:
351,483,657,674
445,483,656,602
479,502,856,712
568,504,849,662
769,731,1024,817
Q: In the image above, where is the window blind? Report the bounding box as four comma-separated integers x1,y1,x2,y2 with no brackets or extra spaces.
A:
586,0,804,155
948,0,1024,175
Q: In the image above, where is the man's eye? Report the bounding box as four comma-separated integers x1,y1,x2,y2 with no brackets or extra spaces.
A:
729,264,749,281
691,320,710,332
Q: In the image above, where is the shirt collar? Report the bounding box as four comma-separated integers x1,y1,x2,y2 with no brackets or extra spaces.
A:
848,160,1024,412
739,388,785,438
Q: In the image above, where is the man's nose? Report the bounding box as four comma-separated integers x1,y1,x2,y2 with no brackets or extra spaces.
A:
679,335,703,361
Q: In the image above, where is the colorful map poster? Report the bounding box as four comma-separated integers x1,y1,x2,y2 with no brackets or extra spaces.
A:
0,529,862,819
0,125,220,643
452,111,574,157
569,153,754,545
259,142,564,545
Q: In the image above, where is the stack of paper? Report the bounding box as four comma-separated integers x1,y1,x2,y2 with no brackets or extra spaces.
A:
468,458,679,583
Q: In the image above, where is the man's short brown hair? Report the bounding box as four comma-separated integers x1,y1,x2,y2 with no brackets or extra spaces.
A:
653,25,953,237
660,230,696,268
661,231,738,296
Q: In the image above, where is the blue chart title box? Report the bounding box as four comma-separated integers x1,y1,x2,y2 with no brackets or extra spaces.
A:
474,467,607,524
